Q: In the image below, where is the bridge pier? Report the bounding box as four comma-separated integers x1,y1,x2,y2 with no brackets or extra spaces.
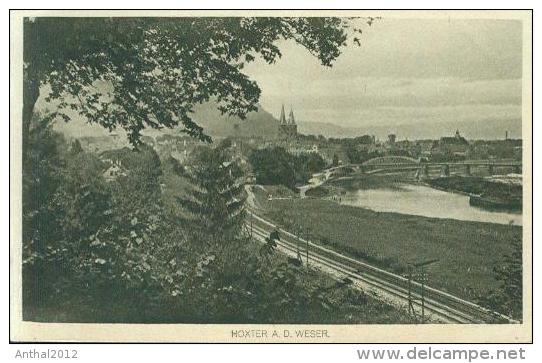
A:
440,164,450,177
416,165,429,181
465,164,471,177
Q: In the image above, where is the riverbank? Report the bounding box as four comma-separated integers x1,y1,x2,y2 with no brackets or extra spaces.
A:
427,176,522,198
427,176,522,212
256,195,521,306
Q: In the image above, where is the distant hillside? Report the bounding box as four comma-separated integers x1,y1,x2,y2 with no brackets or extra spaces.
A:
53,101,281,140
295,121,358,138
52,100,521,142
191,102,279,139
297,118,522,140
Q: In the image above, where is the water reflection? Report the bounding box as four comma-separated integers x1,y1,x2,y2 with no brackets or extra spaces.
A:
340,183,522,226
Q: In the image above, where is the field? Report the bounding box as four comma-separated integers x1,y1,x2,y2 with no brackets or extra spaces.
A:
259,196,521,303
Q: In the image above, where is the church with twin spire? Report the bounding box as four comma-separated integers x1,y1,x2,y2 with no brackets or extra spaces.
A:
278,104,298,140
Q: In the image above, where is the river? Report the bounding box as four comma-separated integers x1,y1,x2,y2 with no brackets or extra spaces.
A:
339,183,522,226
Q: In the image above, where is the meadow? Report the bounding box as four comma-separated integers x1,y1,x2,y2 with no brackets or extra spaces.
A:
260,196,521,303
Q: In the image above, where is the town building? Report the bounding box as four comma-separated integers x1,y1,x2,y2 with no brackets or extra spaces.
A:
431,129,470,158
102,159,127,182
387,134,396,145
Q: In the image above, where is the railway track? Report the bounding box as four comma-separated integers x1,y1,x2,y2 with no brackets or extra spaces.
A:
246,210,517,324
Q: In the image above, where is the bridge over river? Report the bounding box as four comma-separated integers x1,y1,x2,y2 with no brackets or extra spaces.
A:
325,156,522,180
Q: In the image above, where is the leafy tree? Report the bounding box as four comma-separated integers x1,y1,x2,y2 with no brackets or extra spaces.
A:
295,152,326,174
344,145,383,164
249,147,326,188
163,154,186,176
108,144,163,213
332,153,339,167
54,151,110,241
70,139,84,154
21,118,115,308
354,135,374,144
479,236,522,320
178,145,246,244
22,115,66,262
21,125,177,308
248,147,297,189
23,17,374,152
22,115,67,308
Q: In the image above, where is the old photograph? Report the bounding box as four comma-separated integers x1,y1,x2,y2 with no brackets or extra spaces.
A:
9,10,532,342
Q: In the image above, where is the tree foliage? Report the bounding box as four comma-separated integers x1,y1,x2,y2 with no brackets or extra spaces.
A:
24,17,373,146
478,236,522,320
249,147,297,188
22,114,67,260
344,145,383,164
332,153,340,167
22,117,184,309
248,146,326,188
177,144,247,243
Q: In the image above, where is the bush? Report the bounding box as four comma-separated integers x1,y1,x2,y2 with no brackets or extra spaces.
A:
248,147,326,189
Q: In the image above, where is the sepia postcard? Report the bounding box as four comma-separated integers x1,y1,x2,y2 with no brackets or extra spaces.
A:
9,9,532,343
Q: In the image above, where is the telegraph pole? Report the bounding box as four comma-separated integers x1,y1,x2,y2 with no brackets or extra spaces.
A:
411,258,439,324
296,227,302,261
250,210,253,238
407,266,415,316
304,228,310,266
421,267,426,322
297,226,302,262
306,234,309,266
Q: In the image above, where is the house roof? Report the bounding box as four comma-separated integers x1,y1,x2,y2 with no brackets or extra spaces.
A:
439,136,469,145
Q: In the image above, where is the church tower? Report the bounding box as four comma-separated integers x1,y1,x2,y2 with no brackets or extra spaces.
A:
279,104,287,125
288,108,295,124
278,105,297,140
288,108,298,135
455,129,461,139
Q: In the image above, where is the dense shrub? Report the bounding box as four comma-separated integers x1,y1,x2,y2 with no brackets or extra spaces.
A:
248,147,326,189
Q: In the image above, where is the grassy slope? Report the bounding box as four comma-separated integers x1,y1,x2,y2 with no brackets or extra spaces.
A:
261,197,521,302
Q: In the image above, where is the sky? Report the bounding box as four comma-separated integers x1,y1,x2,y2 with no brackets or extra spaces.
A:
46,17,524,140
243,18,523,133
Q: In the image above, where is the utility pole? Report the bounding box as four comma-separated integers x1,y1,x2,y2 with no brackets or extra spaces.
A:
304,228,310,266
294,223,302,263
250,210,253,238
306,234,309,266
421,267,426,323
297,225,302,262
407,266,415,317
411,258,439,324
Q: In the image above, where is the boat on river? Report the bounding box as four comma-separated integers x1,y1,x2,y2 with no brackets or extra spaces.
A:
469,194,522,211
